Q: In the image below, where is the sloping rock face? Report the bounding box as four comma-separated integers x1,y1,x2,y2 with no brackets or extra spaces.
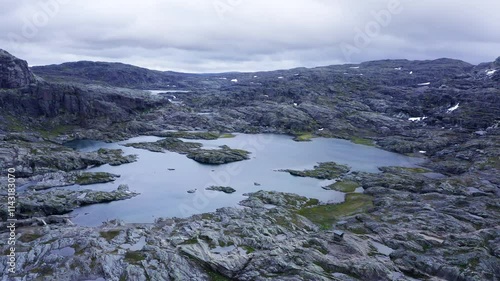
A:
0,49,35,89
0,50,168,134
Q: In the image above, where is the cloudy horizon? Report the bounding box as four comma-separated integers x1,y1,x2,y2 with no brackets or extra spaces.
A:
1,0,499,73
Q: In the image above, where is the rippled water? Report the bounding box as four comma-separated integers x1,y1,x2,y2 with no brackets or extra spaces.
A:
63,134,424,226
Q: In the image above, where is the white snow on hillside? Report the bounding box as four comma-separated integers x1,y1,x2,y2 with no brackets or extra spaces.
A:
486,69,497,76
447,103,460,113
409,117,427,122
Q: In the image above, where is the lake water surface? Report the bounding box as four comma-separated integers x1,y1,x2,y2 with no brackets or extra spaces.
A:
64,134,424,226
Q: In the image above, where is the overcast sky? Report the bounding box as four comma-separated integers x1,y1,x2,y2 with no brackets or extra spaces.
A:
1,0,499,73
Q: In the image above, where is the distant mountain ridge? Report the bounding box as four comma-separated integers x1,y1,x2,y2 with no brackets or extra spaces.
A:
31,60,201,89
30,57,492,90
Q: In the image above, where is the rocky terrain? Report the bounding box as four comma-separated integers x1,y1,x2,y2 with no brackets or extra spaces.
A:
0,48,499,280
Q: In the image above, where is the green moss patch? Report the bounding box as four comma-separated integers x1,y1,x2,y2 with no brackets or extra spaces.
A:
293,133,314,142
206,270,231,281
19,233,43,243
219,133,236,138
296,193,373,229
100,230,121,242
38,125,76,139
124,251,146,264
350,137,375,146
31,266,54,276
241,245,256,254
327,180,360,193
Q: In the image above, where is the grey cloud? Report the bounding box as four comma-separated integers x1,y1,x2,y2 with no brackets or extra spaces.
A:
1,0,498,72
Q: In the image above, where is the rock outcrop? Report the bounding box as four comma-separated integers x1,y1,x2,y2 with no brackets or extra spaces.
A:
0,49,35,89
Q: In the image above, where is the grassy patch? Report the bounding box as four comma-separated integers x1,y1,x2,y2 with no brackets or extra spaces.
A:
31,266,54,276
5,115,26,132
219,133,236,138
348,226,370,234
350,137,375,146
293,133,314,142
328,180,360,193
206,270,231,281
124,251,146,264
296,193,373,230
477,157,500,171
242,245,256,254
38,125,76,139
19,233,43,243
201,213,215,220
304,198,320,207
100,230,121,242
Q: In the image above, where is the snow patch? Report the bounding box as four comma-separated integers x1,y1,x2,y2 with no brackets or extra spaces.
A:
278,76,284,79
231,79,238,83
253,75,258,78
293,103,298,107
447,103,460,113
409,117,427,122
418,82,431,86
486,69,497,76
419,151,427,154
409,71,413,75
394,67,402,70
350,66,360,69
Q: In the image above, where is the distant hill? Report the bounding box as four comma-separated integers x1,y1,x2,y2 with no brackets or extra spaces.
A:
31,61,201,89
31,57,481,90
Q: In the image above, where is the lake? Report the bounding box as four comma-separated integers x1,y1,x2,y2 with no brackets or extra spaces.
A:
64,134,424,226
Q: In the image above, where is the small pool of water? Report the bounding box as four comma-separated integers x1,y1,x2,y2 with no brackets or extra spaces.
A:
50,247,75,257
63,134,424,226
